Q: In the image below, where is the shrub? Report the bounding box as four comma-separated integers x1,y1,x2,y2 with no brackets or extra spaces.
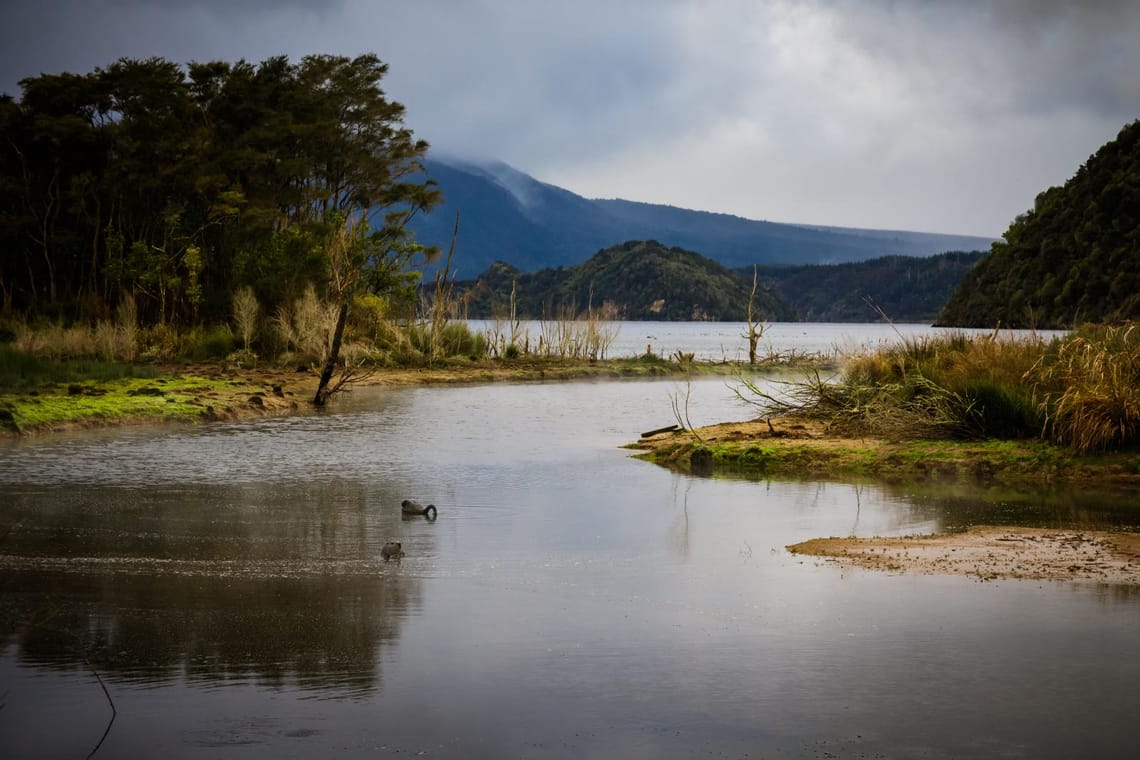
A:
437,322,487,358
275,285,336,362
183,325,235,361
139,323,180,361
232,286,260,350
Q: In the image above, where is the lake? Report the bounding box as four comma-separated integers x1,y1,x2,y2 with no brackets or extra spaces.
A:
466,319,1068,361
1,323,1135,759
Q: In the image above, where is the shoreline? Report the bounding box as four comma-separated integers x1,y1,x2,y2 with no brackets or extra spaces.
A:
632,417,1140,586
0,358,711,438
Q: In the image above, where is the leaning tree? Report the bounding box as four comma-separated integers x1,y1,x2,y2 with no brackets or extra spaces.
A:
293,54,442,405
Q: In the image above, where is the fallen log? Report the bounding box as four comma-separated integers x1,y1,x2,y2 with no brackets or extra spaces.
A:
640,424,681,438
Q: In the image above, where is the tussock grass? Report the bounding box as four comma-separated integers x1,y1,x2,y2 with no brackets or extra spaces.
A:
739,323,1140,452
407,321,487,360
1030,323,1140,452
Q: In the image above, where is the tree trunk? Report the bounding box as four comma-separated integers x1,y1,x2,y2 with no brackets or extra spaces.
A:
313,298,350,407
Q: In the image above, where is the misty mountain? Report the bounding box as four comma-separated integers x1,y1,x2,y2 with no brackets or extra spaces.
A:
410,157,995,278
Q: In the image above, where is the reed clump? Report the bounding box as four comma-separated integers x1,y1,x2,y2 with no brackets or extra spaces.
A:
739,323,1140,452
1029,323,1140,452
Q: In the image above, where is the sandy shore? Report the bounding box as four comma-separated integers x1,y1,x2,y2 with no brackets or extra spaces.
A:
788,526,1140,585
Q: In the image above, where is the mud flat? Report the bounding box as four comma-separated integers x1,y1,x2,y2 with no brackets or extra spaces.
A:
788,526,1140,585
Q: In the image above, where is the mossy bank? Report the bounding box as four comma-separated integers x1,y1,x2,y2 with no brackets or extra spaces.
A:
0,355,733,437
629,417,1140,488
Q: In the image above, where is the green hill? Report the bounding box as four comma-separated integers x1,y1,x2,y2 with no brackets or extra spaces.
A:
759,251,985,323
937,120,1140,328
455,240,796,321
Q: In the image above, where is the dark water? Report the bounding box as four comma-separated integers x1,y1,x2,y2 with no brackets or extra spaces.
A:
1,378,1138,759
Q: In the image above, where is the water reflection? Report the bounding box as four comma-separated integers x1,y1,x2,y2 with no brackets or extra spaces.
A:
2,478,429,699
7,570,410,697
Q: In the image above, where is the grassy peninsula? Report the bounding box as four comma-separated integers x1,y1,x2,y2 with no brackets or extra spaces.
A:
632,324,1140,488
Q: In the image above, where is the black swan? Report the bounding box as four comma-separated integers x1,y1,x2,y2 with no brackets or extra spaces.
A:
401,499,438,519
381,541,404,561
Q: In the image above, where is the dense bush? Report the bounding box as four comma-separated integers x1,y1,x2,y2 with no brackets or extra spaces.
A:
938,120,1140,328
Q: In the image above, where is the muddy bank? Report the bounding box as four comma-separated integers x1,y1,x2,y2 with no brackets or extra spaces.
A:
788,526,1140,585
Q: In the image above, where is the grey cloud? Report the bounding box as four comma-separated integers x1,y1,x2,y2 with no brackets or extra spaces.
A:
103,0,347,13
370,1,689,166
829,0,1140,120
0,0,1134,236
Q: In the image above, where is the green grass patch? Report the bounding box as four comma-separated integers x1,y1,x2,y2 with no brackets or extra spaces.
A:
1,373,251,434
636,435,1140,487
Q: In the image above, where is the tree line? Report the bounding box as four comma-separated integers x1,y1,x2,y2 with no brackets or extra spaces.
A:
759,251,985,323
0,54,439,330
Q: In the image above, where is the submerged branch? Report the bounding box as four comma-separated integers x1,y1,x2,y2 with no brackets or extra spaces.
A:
84,658,116,759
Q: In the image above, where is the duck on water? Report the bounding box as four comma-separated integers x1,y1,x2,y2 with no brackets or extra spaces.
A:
402,499,437,519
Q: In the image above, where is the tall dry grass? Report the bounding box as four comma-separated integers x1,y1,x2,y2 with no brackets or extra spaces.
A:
1029,323,1140,452
13,295,139,361
537,302,619,360
809,331,1045,439
484,280,527,358
274,285,338,363
741,330,1044,440
739,324,1140,451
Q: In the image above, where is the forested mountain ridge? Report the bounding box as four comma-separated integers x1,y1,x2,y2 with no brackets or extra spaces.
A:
413,157,995,276
454,240,796,322
760,251,985,322
937,120,1140,328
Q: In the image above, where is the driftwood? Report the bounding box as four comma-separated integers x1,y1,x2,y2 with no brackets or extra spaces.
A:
640,424,681,438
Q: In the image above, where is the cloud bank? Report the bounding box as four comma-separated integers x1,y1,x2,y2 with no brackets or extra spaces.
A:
2,0,1136,236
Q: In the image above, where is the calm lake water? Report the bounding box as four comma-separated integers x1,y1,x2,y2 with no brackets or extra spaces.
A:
1,323,1136,759
467,319,1068,361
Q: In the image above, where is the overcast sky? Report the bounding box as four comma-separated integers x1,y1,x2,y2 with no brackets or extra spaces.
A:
2,0,1137,237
